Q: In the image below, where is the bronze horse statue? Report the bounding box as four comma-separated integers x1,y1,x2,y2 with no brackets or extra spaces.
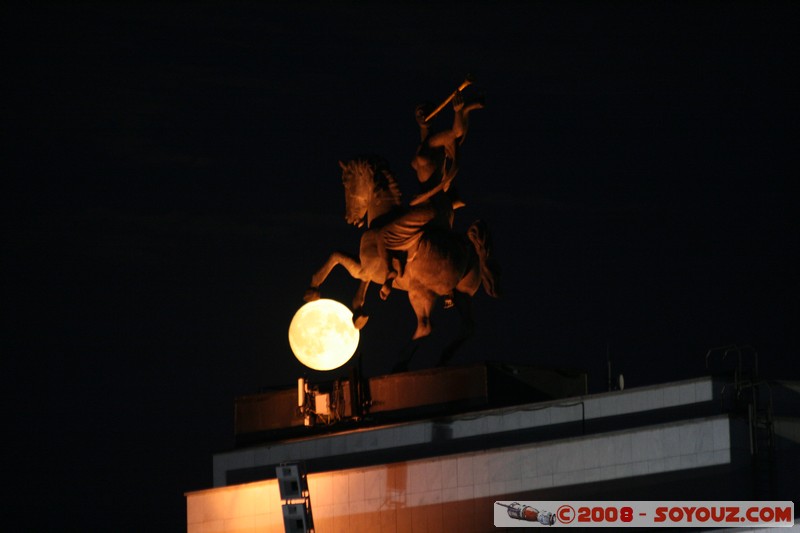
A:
304,157,500,367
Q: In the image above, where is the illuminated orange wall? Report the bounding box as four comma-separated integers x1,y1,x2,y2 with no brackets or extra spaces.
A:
188,393,740,532
186,458,494,533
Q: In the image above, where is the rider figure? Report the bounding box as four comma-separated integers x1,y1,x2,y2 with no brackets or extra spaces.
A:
410,90,479,213
378,90,484,301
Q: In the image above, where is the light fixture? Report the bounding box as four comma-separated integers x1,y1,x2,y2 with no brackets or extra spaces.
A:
277,463,313,533
282,504,310,533
276,464,306,500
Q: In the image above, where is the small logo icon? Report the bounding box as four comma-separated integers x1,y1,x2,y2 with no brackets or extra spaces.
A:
496,502,556,525
556,505,576,524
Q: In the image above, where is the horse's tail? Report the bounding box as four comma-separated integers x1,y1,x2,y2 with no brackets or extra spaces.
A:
467,219,501,298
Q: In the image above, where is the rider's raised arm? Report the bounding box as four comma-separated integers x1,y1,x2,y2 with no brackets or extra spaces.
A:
427,91,479,149
450,90,468,140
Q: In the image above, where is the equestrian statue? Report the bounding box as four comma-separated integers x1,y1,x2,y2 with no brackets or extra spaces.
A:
304,77,500,367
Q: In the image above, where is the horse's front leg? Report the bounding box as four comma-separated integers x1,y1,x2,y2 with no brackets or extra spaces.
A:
352,280,370,329
304,251,365,301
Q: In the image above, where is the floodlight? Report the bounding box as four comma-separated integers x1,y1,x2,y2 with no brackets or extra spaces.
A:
282,503,310,533
276,464,306,500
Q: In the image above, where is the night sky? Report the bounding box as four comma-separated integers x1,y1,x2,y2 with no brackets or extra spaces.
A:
4,2,798,530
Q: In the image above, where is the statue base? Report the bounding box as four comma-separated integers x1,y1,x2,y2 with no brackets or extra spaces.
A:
234,362,587,447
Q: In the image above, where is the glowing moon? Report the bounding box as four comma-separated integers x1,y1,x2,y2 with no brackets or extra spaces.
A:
288,299,360,371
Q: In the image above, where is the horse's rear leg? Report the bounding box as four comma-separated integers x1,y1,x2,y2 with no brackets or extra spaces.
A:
408,288,436,340
392,340,420,373
393,289,435,372
437,291,475,366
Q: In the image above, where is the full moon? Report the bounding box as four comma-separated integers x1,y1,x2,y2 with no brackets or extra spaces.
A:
288,299,360,371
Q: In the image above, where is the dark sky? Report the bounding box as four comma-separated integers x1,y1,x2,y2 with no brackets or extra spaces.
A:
4,2,798,530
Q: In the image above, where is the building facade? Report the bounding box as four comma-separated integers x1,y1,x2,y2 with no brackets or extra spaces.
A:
186,372,799,532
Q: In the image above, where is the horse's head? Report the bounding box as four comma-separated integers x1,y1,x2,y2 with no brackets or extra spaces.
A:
340,158,401,228
340,159,371,227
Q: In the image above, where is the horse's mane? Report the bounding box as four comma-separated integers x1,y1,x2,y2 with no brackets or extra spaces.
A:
343,156,402,207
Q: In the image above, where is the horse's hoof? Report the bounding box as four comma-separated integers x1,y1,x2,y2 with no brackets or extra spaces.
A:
353,313,369,330
303,288,321,302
